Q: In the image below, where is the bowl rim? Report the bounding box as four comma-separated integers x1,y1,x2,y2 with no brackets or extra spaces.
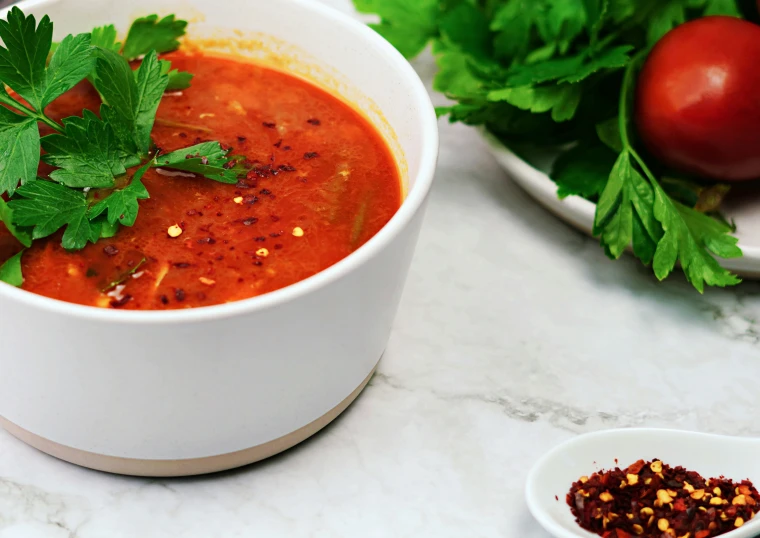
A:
0,0,440,325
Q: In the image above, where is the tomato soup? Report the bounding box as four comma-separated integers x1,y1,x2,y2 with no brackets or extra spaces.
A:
0,51,402,309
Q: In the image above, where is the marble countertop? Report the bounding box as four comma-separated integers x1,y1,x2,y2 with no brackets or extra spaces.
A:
3,1,760,537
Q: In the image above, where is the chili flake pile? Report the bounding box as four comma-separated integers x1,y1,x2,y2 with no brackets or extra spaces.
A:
567,459,760,538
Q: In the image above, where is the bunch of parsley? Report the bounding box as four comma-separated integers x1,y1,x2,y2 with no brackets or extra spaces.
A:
354,0,760,292
0,9,239,286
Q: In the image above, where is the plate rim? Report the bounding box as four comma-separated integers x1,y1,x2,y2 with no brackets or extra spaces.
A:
478,129,760,278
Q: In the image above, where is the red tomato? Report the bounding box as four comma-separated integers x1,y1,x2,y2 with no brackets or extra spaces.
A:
635,16,760,182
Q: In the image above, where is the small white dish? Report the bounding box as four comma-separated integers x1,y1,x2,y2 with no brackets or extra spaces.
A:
526,428,760,538
481,130,760,278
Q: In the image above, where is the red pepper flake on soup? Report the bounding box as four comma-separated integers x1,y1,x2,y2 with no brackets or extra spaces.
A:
0,50,402,310
567,459,760,538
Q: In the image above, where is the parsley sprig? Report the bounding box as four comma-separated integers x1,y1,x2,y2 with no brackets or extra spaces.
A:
87,14,193,90
0,8,239,287
354,0,751,292
591,52,740,292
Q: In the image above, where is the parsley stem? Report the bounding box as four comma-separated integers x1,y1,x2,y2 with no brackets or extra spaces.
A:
618,49,658,187
630,148,659,186
0,91,31,116
617,51,646,151
101,257,147,292
593,30,620,52
35,112,64,133
0,91,63,132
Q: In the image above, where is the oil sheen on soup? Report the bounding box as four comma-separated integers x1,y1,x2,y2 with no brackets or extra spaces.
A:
0,51,403,310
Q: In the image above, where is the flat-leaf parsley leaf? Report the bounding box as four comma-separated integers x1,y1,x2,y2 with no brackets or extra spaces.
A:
155,142,237,184
122,14,187,60
88,162,151,227
41,110,127,188
0,105,40,196
353,0,439,58
0,250,24,286
9,180,94,250
92,48,168,156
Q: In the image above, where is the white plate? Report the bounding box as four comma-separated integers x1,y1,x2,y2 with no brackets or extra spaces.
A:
480,130,760,279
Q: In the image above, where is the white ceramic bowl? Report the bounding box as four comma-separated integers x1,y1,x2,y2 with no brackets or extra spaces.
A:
0,0,438,476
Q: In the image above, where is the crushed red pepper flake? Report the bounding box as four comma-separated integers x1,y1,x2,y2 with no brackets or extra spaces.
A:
567,459,760,538
304,151,319,160
248,165,277,179
103,245,119,257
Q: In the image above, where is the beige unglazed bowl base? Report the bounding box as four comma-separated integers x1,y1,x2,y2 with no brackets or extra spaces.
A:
0,365,377,477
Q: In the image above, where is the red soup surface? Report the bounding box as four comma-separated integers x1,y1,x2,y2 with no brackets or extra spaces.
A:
0,51,403,310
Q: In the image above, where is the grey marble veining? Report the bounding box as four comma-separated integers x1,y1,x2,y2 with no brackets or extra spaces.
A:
2,0,760,536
